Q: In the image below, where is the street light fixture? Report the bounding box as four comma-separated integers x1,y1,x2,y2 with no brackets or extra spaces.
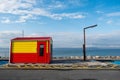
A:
83,24,97,61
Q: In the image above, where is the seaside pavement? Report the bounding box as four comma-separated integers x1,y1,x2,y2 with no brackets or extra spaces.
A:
0,69,120,80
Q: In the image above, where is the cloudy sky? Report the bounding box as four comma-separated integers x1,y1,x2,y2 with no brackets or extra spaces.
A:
0,0,120,48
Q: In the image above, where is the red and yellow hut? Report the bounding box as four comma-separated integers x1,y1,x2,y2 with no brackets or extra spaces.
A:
10,37,52,64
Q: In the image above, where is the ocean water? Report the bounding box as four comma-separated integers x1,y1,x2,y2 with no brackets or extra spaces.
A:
0,61,8,66
53,48,120,57
0,48,120,57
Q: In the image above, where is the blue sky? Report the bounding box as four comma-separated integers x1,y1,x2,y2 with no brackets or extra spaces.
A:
0,0,120,48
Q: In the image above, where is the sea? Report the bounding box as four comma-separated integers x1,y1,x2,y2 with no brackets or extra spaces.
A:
0,48,120,57
53,48,120,57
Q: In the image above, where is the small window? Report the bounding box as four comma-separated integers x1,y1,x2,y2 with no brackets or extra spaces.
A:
40,44,44,56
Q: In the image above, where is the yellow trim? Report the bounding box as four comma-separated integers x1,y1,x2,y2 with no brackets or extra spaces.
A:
46,41,49,53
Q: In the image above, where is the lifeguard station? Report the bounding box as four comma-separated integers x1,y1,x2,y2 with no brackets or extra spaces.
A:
10,37,52,64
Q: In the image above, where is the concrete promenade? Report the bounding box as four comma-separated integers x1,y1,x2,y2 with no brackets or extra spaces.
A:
0,70,120,80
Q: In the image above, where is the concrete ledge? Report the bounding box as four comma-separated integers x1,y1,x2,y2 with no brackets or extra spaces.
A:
0,63,120,70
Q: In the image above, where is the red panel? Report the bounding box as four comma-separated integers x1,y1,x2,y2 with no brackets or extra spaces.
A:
45,53,50,63
11,53,38,63
37,41,51,63
37,41,47,63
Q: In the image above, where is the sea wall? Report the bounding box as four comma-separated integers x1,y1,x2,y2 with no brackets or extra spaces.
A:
53,56,120,60
0,56,120,61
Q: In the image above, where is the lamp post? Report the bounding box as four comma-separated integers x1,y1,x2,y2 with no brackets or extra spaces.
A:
83,24,97,61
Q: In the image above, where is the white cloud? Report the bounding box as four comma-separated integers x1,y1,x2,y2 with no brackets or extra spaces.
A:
0,31,22,47
26,33,41,37
31,8,50,16
0,0,85,23
51,33,82,48
47,0,65,9
0,31,21,37
0,30,120,48
39,0,86,10
15,14,33,23
87,31,120,48
107,12,120,17
23,0,36,4
0,0,33,13
0,0,36,23
23,31,120,48
1,18,11,23
26,32,83,48
106,20,113,24
50,13,85,20
15,8,85,20
96,11,104,14
49,3,64,9
61,13,85,19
